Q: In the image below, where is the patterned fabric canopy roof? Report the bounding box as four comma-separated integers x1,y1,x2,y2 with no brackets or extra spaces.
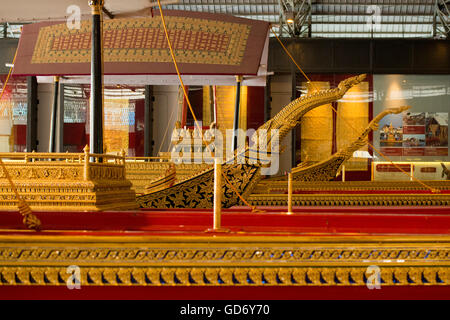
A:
14,10,269,76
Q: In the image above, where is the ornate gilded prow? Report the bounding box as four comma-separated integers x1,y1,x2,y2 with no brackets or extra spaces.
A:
137,75,366,209
441,163,450,180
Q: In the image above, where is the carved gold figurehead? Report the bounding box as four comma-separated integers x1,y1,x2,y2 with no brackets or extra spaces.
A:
137,74,368,209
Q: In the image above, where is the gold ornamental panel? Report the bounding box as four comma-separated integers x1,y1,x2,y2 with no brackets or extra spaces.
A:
31,18,251,66
248,192,450,207
254,180,450,193
0,150,137,211
0,234,448,286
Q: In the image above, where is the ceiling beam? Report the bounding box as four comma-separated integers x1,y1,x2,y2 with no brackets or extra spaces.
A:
102,6,115,19
312,31,432,34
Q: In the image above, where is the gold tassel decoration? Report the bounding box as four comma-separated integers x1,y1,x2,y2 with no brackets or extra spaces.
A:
17,200,41,231
0,158,41,231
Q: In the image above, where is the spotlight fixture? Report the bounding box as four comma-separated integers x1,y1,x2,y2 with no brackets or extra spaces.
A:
286,11,295,24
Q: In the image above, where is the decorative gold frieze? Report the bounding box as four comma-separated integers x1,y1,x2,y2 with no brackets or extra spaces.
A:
251,180,450,206
0,234,448,286
254,180,450,193
0,266,447,286
248,193,450,206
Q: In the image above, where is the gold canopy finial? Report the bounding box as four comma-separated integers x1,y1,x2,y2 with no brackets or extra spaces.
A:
89,0,104,15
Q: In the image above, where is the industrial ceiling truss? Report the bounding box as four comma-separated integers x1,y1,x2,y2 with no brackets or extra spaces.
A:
433,0,450,38
1,0,448,39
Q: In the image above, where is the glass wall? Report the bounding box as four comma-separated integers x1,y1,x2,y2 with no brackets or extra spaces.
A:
0,75,27,152
294,73,450,181
63,85,145,156
295,73,373,180
372,74,450,181
373,75,449,161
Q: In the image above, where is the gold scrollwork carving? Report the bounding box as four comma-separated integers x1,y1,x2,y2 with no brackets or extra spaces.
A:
0,234,448,287
248,193,450,207
0,266,448,286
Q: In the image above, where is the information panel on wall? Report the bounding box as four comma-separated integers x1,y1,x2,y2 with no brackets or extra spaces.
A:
373,74,450,162
379,112,448,157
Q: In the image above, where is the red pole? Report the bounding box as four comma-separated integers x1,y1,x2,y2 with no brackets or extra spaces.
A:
181,85,188,127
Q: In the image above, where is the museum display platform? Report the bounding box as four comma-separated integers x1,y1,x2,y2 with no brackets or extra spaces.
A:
0,206,448,299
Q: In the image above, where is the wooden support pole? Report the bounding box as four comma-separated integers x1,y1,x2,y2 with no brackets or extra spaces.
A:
212,85,217,124
206,158,229,233
287,172,293,214
213,159,222,230
83,145,90,180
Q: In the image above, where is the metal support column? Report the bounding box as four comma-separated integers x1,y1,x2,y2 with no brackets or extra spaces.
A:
58,82,65,152
26,76,38,152
291,71,297,168
89,0,104,154
49,76,59,152
144,85,154,157
264,75,272,123
209,86,215,125
232,75,243,151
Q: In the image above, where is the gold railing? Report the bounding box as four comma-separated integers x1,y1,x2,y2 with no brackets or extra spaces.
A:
0,146,127,182
126,155,170,163
124,155,211,195
0,146,137,211
0,148,125,164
